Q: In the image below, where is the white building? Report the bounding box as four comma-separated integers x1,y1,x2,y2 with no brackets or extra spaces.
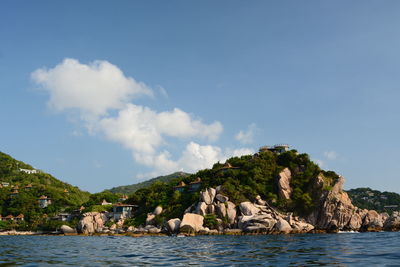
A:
19,168,39,174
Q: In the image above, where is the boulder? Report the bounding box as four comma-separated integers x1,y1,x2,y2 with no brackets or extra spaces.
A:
238,214,276,232
255,195,266,206
291,221,314,233
110,224,117,230
278,168,292,200
153,206,163,216
215,194,229,203
200,188,216,205
362,210,383,231
180,213,204,233
216,203,227,219
127,226,136,232
77,212,108,234
207,204,215,215
166,218,181,233
275,218,292,233
226,201,237,225
60,225,76,234
146,214,156,225
196,202,208,216
239,202,260,216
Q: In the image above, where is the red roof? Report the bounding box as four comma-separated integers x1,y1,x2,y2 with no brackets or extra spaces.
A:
38,195,49,200
5,215,13,219
15,214,24,219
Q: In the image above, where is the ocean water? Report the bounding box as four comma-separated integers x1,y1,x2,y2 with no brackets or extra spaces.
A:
0,232,399,266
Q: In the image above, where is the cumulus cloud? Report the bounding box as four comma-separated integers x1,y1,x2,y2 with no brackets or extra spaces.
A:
324,151,338,160
31,58,152,117
32,58,248,177
235,123,258,144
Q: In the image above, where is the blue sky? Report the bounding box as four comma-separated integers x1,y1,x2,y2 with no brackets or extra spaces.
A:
1,1,399,193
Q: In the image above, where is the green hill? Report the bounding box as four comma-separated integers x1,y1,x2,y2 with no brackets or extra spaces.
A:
0,151,90,223
347,187,400,213
107,172,190,194
125,149,340,225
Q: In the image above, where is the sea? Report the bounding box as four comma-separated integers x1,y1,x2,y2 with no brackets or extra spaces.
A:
0,232,399,266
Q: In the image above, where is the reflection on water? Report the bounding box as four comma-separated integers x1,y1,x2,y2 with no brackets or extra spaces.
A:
0,232,400,266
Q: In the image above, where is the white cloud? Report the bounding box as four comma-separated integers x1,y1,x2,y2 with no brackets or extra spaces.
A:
235,123,258,144
324,151,338,160
31,58,152,117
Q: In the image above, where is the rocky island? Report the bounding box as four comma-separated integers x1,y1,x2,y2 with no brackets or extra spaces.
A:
1,146,400,236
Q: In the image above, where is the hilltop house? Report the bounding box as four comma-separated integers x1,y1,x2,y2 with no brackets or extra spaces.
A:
259,144,290,154
174,181,186,193
19,168,39,174
188,177,202,192
112,203,137,220
218,162,240,173
1,182,10,187
38,195,52,208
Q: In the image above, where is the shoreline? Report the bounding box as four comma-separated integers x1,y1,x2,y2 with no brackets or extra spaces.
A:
0,229,392,237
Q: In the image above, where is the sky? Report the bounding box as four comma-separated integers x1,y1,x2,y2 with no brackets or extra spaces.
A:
1,1,400,193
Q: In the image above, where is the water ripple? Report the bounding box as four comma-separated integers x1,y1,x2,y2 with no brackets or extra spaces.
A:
0,233,400,266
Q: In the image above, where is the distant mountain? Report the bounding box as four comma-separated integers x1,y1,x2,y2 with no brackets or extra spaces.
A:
0,151,90,218
107,172,190,194
347,187,400,213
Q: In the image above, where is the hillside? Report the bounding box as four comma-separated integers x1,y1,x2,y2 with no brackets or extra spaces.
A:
107,172,190,194
347,187,400,213
0,151,90,223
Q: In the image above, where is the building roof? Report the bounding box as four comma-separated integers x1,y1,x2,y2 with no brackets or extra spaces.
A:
38,195,49,200
190,177,202,184
11,190,19,194
15,214,24,219
25,184,33,188
63,189,69,193
175,181,186,188
5,215,14,219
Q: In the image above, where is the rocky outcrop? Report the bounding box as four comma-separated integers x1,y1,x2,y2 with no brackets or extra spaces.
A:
226,201,237,225
196,202,208,216
278,168,292,199
77,212,108,234
275,218,292,233
180,213,204,233
308,176,362,231
383,211,400,231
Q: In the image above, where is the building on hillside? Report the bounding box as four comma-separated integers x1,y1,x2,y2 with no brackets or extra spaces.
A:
259,144,290,154
24,184,33,190
188,177,202,192
218,162,240,173
1,182,10,187
10,190,19,198
118,195,129,202
101,199,112,206
38,195,52,208
56,213,72,221
112,203,137,220
4,215,14,221
19,168,39,174
14,214,24,222
0,215,2,221
173,181,186,193
63,189,69,193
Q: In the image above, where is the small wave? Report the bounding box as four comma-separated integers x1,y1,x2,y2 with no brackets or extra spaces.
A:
338,230,359,233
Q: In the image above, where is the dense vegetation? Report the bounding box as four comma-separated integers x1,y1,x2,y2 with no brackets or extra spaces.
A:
126,150,340,226
0,151,91,230
347,187,400,214
107,172,190,194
